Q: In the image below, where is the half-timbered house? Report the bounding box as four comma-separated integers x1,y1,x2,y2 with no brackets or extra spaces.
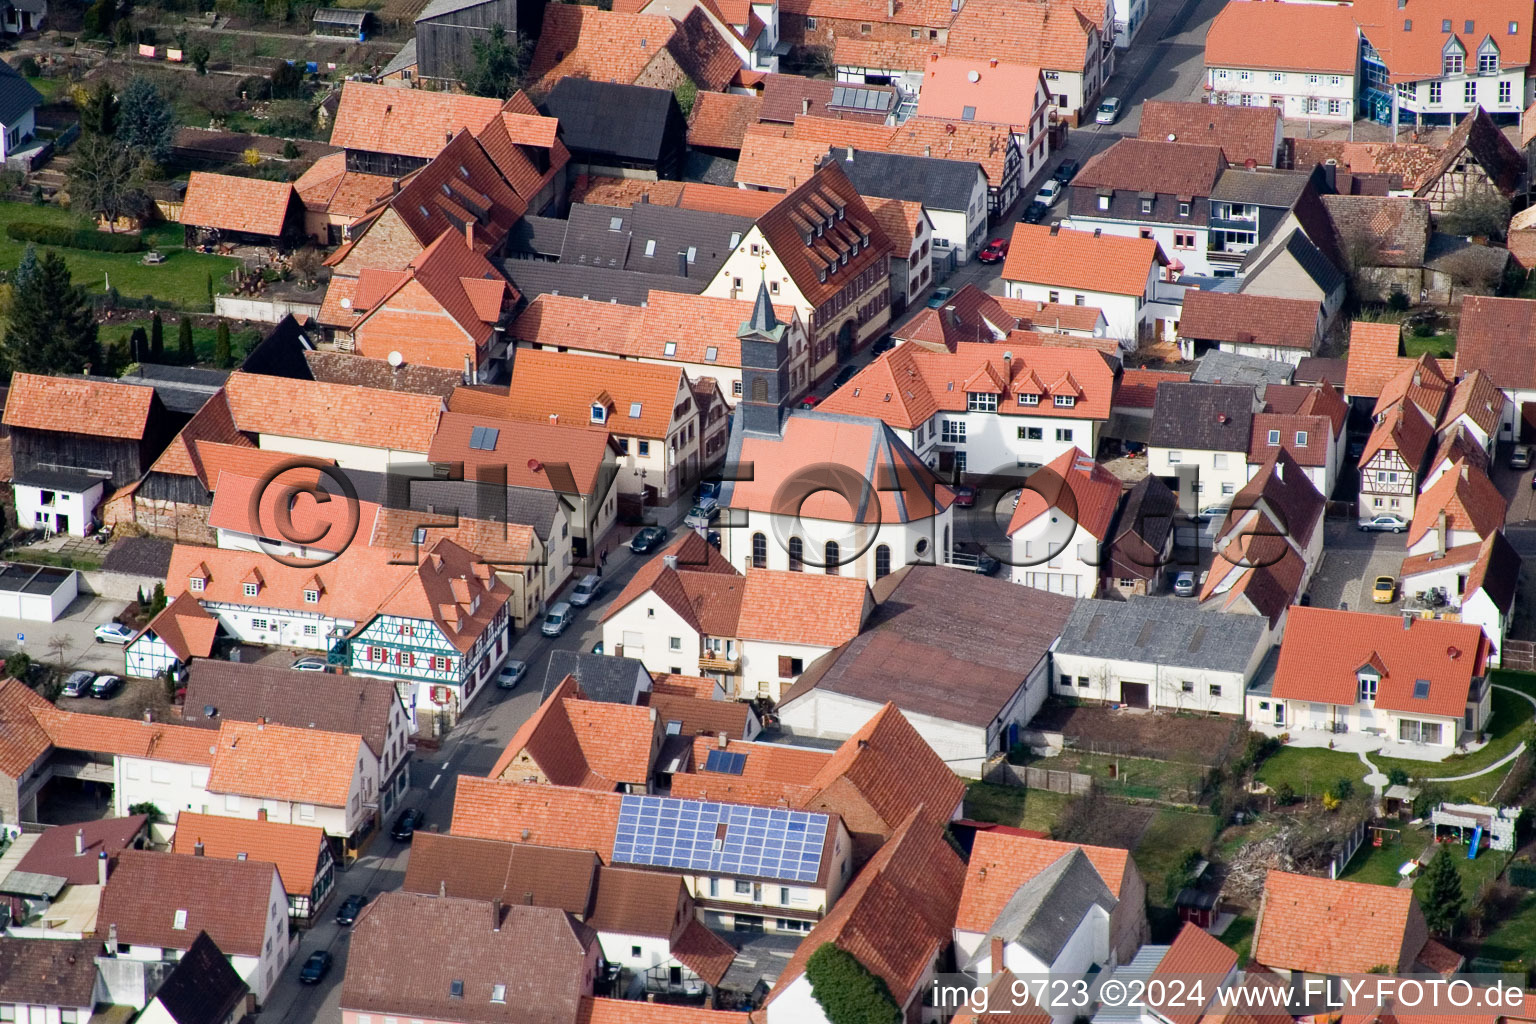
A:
1359,401,1436,521
125,592,220,680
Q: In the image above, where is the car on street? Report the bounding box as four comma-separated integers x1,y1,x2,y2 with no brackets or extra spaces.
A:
1512,444,1533,470
93,622,134,645
951,484,976,508
1033,179,1063,206
1358,513,1408,533
61,670,94,698
1020,201,1049,224
870,334,896,355
831,364,859,389
90,674,123,699
569,573,603,607
630,526,667,553
926,286,955,309
978,238,1010,263
497,659,528,689
390,807,423,842
799,394,822,409
541,602,573,638
1052,159,1081,183
1372,575,1397,604
684,500,720,530
335,893,368,926
291,656,328,672
299,950,333,984
1095,97,1122,125
1197,504,1230,522
1172,571,1197,597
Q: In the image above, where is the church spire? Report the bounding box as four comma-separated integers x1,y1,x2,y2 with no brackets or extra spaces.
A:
749,268,777,334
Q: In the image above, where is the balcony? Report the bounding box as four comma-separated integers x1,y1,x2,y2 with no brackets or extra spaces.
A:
698,654,741,673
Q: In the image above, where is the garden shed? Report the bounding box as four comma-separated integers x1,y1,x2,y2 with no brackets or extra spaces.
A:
313,7,369,38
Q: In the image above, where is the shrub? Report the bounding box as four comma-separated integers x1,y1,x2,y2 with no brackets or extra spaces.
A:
16,56,39,77
1386,289,1410,312
3,651,31,680
1331,778,1354,801
1388,767,1410,786
1412,320,1435,337
4,221,143,252
282,139,299,159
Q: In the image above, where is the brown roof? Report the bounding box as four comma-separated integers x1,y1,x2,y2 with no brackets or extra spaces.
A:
1442,369,1507,438
1344,321,1406,398
1375,353,1451,423
132,591,218,662
1426,424,1491,481
769,811,964,1007
98,850,280,957
1407,461,1507,548
170,812,329,897
1074,138,1228,199
956,831,1134,932
687,91,762,151
864,196,927,252
1179,290,1319,350
304,350,462,398
401,831,599,914
329,81,504,160
223,371,443,453
1204,0,1361,73
754,161,892,306
0,937,102,1009
1138,101,1280,167
640,690,752,738
529,4,741,93
4,372,157,439
293,153,394,218
489,675,658,788
1289,138,1438,191
1249,413,1332,467
1456,296,1536,391
758,73,897,124
1253,870,1425,974
1322,195,1430,268
341,892,597,1024
1002,224,1164,296
946,0,1098,73
832,35,935,73
669,919,736,987
585,865,688,938
180,172,295,236
15,814,149,885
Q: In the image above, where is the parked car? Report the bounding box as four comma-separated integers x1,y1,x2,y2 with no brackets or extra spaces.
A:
298,950,332,984
1372,575,1397,604
1172,571,1197,597
1020,201,1049,224
799,394,822,409
978,238,1010,263
541,602,573,638
926,286,955,309
683,500,720,530
335,893,368,926
948,550,1000,575
1033,179,1063,206
497,659,528,689
696,480,721,502
831,364,859,389
390,807,423,842
1197,504,1230,522
951,484,976,508
1511,444,1533,470
1095,96,1122,124
291,656,327,672
61,670,94,698
1052,159,1081,183
870,334,897,355
93,622,134,645
1358,514,1408,533
591,640,605,655
90,674,123,699
630,526,667,553
569,573,603,607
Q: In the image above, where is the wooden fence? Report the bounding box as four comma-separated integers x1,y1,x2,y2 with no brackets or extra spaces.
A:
983,759,1094,796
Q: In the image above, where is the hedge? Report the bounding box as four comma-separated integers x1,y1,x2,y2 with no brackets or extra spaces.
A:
5,221,144,253
805,944,902,1024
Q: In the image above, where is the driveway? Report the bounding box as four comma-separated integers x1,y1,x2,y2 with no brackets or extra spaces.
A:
1306,519,1412,612
0,592,137,676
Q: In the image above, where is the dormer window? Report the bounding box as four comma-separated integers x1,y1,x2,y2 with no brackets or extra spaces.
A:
1018,393,1039,406
1443,39,1465,75
1054,394,1076,407
304,589,319,604
243,582,259,598
818,269,827,283
591,403,607,424
1295,430,1308,446
1359,670,1378,701
1479,39,1500,73
189,576,206,592
968,392,998,412
1267,429,1281,445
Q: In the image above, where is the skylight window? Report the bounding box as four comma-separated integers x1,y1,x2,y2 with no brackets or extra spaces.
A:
645,239,656,257
491,984,507,1004
173,909,188,930
629,402,643,418
468,426,500,450
451,980,465,999
686,246,697,263
705,346,718,361
962,105,976,120
609,216,623,231
663,341,677,356
459,164,470,178
1413,679,1431,699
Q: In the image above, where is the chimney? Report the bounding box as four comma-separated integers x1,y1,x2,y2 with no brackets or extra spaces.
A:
524,891,535,905
1274,459,1284,481
466,221,474,251
664,554,679,569
923,145,932,157
256,716,266,729
989,57,998,67
1403,612,1414,631
845,145,853,161
194,840,205,856
990,936,1005,974
75,829,84,856
257,808,268,822
492,898,503,931
887,0,894,14
550,413,559,426
142,708,153,724
1049,224,1060,236
440,880,448,897
678,251,688,278
465,355,474,384
803,97,811,115
717,731,728,748
1437,508,1447,558
98,851,109,887
108,924,118,954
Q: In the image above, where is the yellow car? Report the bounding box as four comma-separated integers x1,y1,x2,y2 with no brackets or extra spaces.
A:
1372,576,1397,604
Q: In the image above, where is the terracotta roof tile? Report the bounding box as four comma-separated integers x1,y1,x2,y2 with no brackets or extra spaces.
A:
1407,461,1507,548
1155,923,1239,1024
171,812,328,897
317,275,362,330
1442,369,1506,438
1271,607,1487,720
145,390,252,483
758,73,897,124
735,569,871,646
734,128,831,190
668,919,737,986
576,996,751,1024
30,702,216,766
490,675,657,788
832,35,935,73
572,176,688,207
1138,101,1280,167
493,349,689,439
132,591,219,661
585,865,688,938
1117,369,1190,410
1345,321,1406,398
1355,0,1533,83
0,679,56,779
382,130,529,255
1075,138,1229,200
429,409,615,495
1007,447,1123,540
292,153,394,218
687,91,762,151
400,832,599,913
180,172,295,236
649,674,720,698
368,506,538,572
1456,296,1536,392
329,81,503,160
863,196,926,251
641,690,750,738
1180,290,1320,351
1359,399,1435,471
955,828,1131,932
1204,1,1361,74
1002,224,1164,296
1248,413,1331,467
450,777,625,855
946,0,1097,72
1426,424,1491,482
206,467,368,554
223,371,443,452
1253,869,1426,974
208,719,362,807
98,851,281,960
475,99,571,205
4,372,156,439
752,161,893,307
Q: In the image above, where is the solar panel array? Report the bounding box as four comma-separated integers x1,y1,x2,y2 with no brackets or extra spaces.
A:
613,795,828,883
830,86,893,112
702,749,746,775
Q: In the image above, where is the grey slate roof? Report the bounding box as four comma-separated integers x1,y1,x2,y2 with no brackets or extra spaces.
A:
1054,596,1271,672
13,468,106,492
499,259,704,306
112,364,230,415
539,79,679,165
621,203,753,276
0,61,43,127
149,931,249,1024
1190,350,1295,387
1210,167,1312,208
542,650,651,704
965,848,1116,968
836,148,982,214
416,0,495,20
1148,382,1256,451
1425,233,1510,279
1241,228,1346,298
506,215,569,259
380,38,418,78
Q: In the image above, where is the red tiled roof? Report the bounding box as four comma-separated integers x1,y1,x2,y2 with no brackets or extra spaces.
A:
1344,321,1406,398
1407,461,1507,548
1354,0,1533,83
754,161,892,306
132,591,219,661
1179,290,1319,351
955,830,1131,932
1271,606,1488,720
490,675,657,788
687,91,762,151
1204,1,1361,74
1456,296,1536,392
171,812,329,897
208,720,362,807
1138,101,1280,167
98,850,280,957
832,36,935,73
1117,369,1190,411
146,390,252,482
1002,224,1164,296
1359,400,1435,473
802,703,965,836
576,997,751,1024
1155,923,1239,1024
1375,354,1451,423
1253,869,1427,974
205,466,367,554
180,172,295,236
1248,413,1331,467
473,93,571,205
734,128,832,190
494,349,689,439
4,372,155,439
384,130,529,255
450,777,624,856
735,569,872,646
641,690,749,738
428,410,616,495
223,371,443,453
863,196,927,252
292,153,394,219
329,81,503,160
1442,369,1506,438
946,0,1098,73
1007,447,1123,541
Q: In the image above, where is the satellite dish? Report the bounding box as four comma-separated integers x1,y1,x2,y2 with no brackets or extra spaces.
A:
528,459,543,473
387,351,404,367
1167,133,1177,142
967,70,980,82
339,297,352,309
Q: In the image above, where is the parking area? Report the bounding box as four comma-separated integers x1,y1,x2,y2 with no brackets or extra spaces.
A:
1306,518,1413,613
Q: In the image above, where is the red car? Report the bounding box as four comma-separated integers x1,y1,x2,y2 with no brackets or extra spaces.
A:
800,394,822,409
978,238,1009,263
950,485,976,507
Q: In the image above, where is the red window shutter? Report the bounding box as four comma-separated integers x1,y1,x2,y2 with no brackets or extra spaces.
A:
778,655,793,678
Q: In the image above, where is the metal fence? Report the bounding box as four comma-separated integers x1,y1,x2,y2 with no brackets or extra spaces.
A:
1327,821,1368,879
1502,640,1536,673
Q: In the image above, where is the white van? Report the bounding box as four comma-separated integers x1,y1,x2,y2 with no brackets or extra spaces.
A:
541,602,574,637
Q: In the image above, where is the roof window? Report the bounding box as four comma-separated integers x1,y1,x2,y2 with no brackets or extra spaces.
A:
629,402,643,418
468,426,500,450
491,984,507,1004
1404,18,1412,29
1510,20,1519,34
962,105,976,120
1465,19,1474,32
173,909,188,930
705,346,718,361
729,232,741,248
1413,679,1431,699
609,216,624,231
664,341,677,356
451,980,465,999
459,164,470,178
686,246,697,263
1441,18,1451,30
645,239,656,257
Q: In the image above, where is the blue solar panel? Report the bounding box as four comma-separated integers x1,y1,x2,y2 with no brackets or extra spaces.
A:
613,795,829,883
703,749,746,775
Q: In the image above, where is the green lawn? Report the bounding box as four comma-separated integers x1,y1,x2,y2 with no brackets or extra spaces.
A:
1416,842,1511,903
1018,750,1208,803
0,202,238,309
1372,688,1533,802
1254,745,1369,798
102,316,263,366
1340,827,1421,886
1135,808,1220,906
1474,889,1536,966
1222,916,1256,966
962,781,1069,834
26,76,69,105
1402,332,1456,358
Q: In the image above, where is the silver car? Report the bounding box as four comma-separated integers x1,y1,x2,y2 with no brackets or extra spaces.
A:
61,670,94,698
1172,571,1197,597
497,659,528,689
1358,514,1408,533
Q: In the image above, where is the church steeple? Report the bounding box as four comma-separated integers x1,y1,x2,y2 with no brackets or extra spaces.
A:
736,262,790,437
749,277,778,334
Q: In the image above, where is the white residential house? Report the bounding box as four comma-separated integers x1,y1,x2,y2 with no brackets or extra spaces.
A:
1357,2,1531,126
1006,447,1124,597
1001,224,1176,348
1404,461,1508,558
1399,531,1520,668
1203,1,1361,123
12,470,106,538
0,63,41,159
1147,382,1263,512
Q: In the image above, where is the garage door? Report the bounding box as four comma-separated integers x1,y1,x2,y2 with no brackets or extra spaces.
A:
1120,682,1150,709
